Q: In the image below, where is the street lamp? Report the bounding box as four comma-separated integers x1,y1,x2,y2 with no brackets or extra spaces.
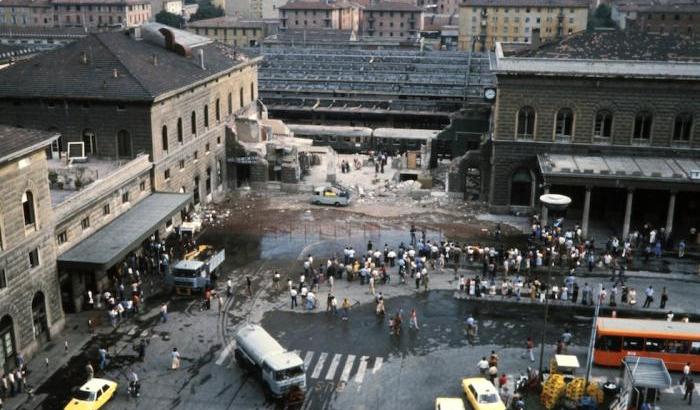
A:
537,193,572,378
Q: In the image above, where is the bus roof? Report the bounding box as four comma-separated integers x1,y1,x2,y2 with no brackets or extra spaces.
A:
597,318,700,340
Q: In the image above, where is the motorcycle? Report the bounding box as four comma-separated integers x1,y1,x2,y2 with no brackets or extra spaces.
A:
128,380,141,398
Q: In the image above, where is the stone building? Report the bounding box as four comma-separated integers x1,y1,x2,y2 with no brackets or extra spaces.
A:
187,16,268,47
0,23,261,209
458,0,588,51
0,0,152,29
280,1,361,32
611,0,700,37
362,1,423,39
0,126,65,374
482,30,700,239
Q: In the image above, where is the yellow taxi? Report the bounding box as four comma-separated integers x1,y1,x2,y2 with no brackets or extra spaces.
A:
435,397,467,410
461,377,506,410
64,378,117,410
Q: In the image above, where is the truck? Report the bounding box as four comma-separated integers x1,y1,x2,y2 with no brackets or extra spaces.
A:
168,245,225,295
234,324,306,403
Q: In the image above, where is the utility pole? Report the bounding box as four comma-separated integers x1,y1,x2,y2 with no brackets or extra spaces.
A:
584,283,603,391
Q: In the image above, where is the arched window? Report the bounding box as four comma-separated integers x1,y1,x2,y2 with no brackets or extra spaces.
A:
228,92,232,115
82,129,96,154
633,111,653,140
510,169,533,207
204,105,209,128
555,108,574,139
161,125,168,152
516,106,535,139
594,110,613,139
205,167,212,195
117,130,132,158
190,111,196,135
673,113,693,142
250,82,255,102
22,190,36,228
177,118,183,143
215,98,220,122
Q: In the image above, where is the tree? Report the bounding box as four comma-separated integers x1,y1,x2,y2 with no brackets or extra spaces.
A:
588,4,616,30
191,0,224,21
156,10,183,28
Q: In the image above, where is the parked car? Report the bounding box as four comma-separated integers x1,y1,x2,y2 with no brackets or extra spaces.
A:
64,378,117,410
435,397,466,410
311,185,350,207
461,378,506,410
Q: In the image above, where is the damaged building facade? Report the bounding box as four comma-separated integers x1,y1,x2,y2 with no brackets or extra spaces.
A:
481,30,700,239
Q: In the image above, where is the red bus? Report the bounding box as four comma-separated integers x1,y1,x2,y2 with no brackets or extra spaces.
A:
594,317,700,372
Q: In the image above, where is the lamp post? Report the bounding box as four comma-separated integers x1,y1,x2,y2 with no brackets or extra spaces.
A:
537,193,572,378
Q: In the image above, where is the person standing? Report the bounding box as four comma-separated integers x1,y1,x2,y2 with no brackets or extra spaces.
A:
522,337,535,362
415,270,421,290
85,362,94,381
341,297,351,321
488,364,498,385
681,362,691,385
369,275,375,296
643,285,654,308
477,357,489,376
171,348,181,370
217,293,224,315
246,276,252,297
660,287,669,309
160,303,168,323
98,347,107,370
684,377,695,405
409,309,419,330
290,288,298,309
273,271,280,290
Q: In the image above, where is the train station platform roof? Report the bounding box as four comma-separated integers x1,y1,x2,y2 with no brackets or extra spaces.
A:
538,153,700,191
57,192,191,271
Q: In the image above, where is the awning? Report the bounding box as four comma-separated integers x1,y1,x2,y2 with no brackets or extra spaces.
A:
57,192,192,271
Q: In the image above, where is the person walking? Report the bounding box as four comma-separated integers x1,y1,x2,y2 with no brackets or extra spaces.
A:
488,364,498,385
522,336,535,362
369,275,375,296
98,347,107,370
171,348,181,370
138,339,147,362
415,270,421,290
246,276,252,297
643,285,654,308
660,287,669,309
160,303,168,323
290,288,298,309
684,377,695,405
341,297,351,321
477,357,489,376
217,294,224,315
681,362,691,385
409,308,419,330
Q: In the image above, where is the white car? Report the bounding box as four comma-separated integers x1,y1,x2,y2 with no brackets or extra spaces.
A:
311,186,350,207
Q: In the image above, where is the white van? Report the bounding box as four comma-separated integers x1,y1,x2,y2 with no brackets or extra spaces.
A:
311,185,350,207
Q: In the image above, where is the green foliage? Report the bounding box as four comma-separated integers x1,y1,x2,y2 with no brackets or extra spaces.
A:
191,0,224,21
588,4,616,30
156,10,183,28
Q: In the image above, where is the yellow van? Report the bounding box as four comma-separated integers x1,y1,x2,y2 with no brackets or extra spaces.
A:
461,378,506,410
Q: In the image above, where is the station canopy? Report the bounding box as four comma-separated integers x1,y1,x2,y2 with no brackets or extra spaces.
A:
57,192,191,271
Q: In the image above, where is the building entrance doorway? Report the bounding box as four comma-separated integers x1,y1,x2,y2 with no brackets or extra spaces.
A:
0,315,16,374
32,292,50,344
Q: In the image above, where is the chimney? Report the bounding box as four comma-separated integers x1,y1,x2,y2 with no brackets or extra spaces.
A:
112,68,118,78
80,51,88,64
198,49,205,70
152,53,158,66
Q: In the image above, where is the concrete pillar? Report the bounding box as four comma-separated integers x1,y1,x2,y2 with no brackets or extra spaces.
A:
622,189,634,240
541,186,550,226
666,191,676,236
582,186,592,239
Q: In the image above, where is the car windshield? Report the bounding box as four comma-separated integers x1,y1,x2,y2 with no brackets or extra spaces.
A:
275,366,304,381
478,393,499,404
74,389,95,401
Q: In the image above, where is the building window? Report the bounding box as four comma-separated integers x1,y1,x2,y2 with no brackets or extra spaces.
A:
117,104,126,111
228,92,232,115
22,191,36,229
510,168,533,206
81,216,90,230
139,180,146,191
204,105,209,128
0,269,6,289
82,129,96,155
194,151,199,161
633,111,653,140
205,143,210,153
164,169,171,180
216,98,220,122
179,159,185,169
240,87,244,107
594,110,613,139
673,113,693,142
217,136,221,145
57,230,67,245
28,248,39,268
122,191,129,203
191,111,196,135
177,118,183,143
162,125,168,152
516,106,535,139
555,108,574,139
103,204,110,215
205,167,212,195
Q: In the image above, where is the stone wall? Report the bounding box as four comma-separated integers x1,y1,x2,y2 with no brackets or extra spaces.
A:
0,149,64,361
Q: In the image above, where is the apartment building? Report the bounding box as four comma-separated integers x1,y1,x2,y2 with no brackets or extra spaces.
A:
458,0,589,51
188,16,266,46
279,1,361,32
612,0,699,37
362,1,423,39
0,0,152,28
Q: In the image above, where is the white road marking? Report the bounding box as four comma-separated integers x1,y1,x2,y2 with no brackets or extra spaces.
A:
340,355,356,382
304,351,314,369
215,340,236,366
311,352,328,379
325,354,342,380
372,357,383,374
354,356,369,383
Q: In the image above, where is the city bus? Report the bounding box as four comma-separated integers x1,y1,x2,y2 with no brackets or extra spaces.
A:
594,317,700,371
